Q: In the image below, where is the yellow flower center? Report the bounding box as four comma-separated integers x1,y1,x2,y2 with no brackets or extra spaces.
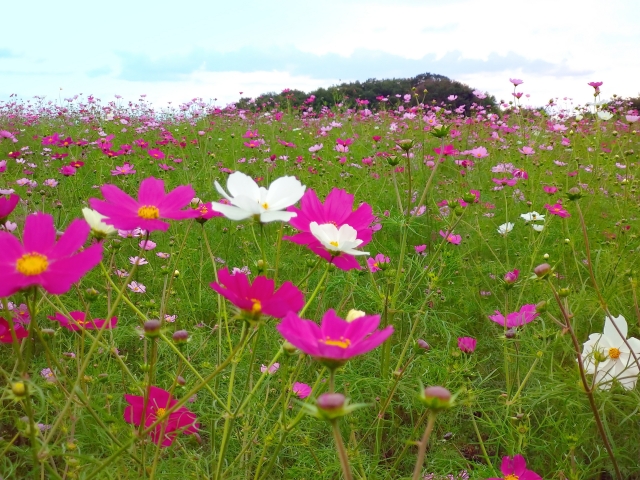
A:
321,337,351,349
261,202,269,209
329,241,339,247
251,299,262,314
16,253,49,276
155,408,166,418
138,205,160,219
504,475,519,480
609,347,621,359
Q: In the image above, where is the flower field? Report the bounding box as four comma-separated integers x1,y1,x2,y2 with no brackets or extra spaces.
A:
1,82,639,479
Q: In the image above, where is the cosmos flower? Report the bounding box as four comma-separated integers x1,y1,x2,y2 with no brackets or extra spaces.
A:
209,171,305,223
439,230,461,245
124,386,199,447
488,455,541,480
82,208,117,238
0,316,29,343
276,309,393,368
488,304,538,328
581,314,640,390
210,267,304,321
309,222,369,259
89,177,198,232
292,382,312,399
457,337,476,353
520,212,545,223
367,253,390,272
48,311,117,331
497,223,514,235
544,203,570,218
0,213,102,297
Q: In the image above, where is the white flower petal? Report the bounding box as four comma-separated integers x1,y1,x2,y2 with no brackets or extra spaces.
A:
603,314,628,342
226,171,260,199
260,211,297,223
208,202,254,221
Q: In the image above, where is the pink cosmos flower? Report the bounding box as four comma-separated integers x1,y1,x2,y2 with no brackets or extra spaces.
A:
0,213,102,297
440,230,461,245
543,186,558,195
488,304,538,328
59,165,76,176
367,253,390,272
124,386,199,447
147,148,165,160
0,194,19,223
139,239,157,250
193,201,224,223
111,163,136,176
48,311,117,331
285,188,374,271
210,267,304,320
626,115,639,123
467,147,489,159
242,130,259,138
492,177,518,187
260,363,280,374
276,309,393,367
509,78,524,86
457,337,476,353
415,244,427,255
488,455,541,480
292,382,312,399
128,281,146,293
434,144,458,156
89,177,199,232
503,269,519,285
587,81,603,89
544,202,570,218
518,146,535,155
0,316,29,343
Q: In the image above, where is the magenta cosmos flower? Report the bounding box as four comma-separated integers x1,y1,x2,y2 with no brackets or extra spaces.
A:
457,337,476,353
285,188,374,270
210,267,304,321
89,177,198,232
440,230,461,245
0,316,29,343
0,213,102,297
124,386,199,447
544,202,570,218
0,194,19,223
48,311,117,331
488,304,538,328
276,309,393,367
488,454,541,480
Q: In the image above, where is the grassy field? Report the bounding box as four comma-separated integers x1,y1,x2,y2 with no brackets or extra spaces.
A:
1,86,639,479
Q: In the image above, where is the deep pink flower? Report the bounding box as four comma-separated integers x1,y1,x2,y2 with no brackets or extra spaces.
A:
440,230,461,245
59,165,76,176
89,177,198,232
210,267,304,320
492,177,518,187
0,316,29,343
48,311,117,331
587,81,603,89
276,309,393,367
0,194,19,223
124,386,199,447
488,304,538,328
544,202,570,218
0,213,102,297
292,382,312,399
488,454,541,480
543,186,558,195
242,129,259,138
457,337,476,353
434,144,458,156
285,188,374,271
193,201,224,223
503,269,519,285
367,253,390,272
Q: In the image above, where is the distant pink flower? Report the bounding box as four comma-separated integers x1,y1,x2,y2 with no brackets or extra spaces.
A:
488,454,541,480
124,386,199,447
488,304,538,328
543,186,558,195
276,309,393,367
111,163,136,176
210,267,304,320
89,177,198,232
286,188,374,271
242,130,259,138
587,81,603,89
0,213,102,297
492,177,518,187
308,143,323,153
518,146,535,155
415,244,427,255
509,78,524,86
503,269,519,285
139,239,156,250
260,363,280,374
292,382,312,399
434,144,458,156
440,230,461,245
147,148,165,160
0,316,29,343
467,146,489,159
544,202,570,218
626,115,639,123
59,165,76,176
457,337,476,353
367,253,390,272
128,281,146,293
48,311,117,331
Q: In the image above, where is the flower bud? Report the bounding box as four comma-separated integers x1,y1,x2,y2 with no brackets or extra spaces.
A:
12,381,27,398
533,263,551,278
535,301,547,313
567,187,582,201
397,139,414,152
40,328,56,336
462,192,477,204
345,309,366,322
558,287,570,297
420,386,453,411
415,338,431,353
176,375,186,386
505,328,517,339
282,341,298,355
316,393,347,419
430,124,451,139
84,287,100,302
172,329,189,343
387,155,400,166
143,319,161,337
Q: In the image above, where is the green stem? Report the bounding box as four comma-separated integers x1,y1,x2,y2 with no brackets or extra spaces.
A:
299,262,331,316
331,420,353,480
411,411,437,480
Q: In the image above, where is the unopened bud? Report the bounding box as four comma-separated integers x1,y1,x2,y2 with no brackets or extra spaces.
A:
12,381,27,397
387,155,400,166
534,263,551,278
416,339,430,352
85,287,100,302
535,301,547,313
397,139,414,152
567,187,582,201
176,375,186,386
345,309,366,322
172,329,189,343
505,328,517,339
143,319,161,337
420,386,452,411
558,287,570,297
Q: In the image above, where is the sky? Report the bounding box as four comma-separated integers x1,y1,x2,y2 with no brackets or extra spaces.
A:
1,0,638,109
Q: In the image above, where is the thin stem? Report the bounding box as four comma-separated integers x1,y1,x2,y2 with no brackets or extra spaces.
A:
411,411,437,480
331,420,353,480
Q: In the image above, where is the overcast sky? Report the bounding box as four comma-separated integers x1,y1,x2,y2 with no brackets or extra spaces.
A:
1,0,638,109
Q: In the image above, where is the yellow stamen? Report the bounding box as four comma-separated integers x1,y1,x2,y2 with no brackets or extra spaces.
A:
138,205,160,219
609,347,621,359
504,475,519,480
329,241,339,247
261,202,269,209
251,299,262,314
321,337,351,349
16,253,49,276
155,408,166,417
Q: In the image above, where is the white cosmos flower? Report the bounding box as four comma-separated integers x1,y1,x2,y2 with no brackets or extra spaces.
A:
309,222,369,256
497,222,514,235
520,211,545,223
210,171,306,222
597,111,613,121
532,224,544,232
82,208,117,238
581,314,640,390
